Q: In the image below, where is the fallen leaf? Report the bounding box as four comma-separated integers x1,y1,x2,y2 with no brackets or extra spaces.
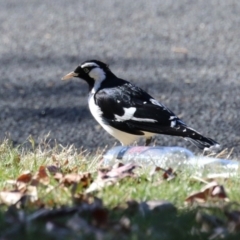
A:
37,166,48,179
4,179,27,193
27,185,38,202
62,172,92,188
86,163,137,193
0,191,23,205
185,191,208,204
162,168,176,181
17,182,28,193
63,173,82,184
53,172,63,181
185,181,228,203
150,166,176,181
85,178,112,193
17,171,32,183
211,185,227,198
33,165,49,185
105,163,137,179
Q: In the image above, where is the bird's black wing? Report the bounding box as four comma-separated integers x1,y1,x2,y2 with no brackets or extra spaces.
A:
94,80,219,149
94,81,187,136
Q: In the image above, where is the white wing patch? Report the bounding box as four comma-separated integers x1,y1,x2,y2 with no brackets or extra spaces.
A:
114,107,157,123
132,117,157,122
169,116,177,127
170,120,176,127
114,107,136,121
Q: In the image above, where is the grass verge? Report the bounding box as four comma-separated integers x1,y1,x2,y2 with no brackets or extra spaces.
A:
0,139,240,240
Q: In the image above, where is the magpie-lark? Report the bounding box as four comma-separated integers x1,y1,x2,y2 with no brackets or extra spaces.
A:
62,60,219,150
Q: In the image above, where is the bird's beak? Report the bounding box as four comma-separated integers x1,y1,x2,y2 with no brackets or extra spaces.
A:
61,72,78,80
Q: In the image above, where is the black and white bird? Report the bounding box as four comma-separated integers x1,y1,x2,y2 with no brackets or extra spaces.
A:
62,60,219,150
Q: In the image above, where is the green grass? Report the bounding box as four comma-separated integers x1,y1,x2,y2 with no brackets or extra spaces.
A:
0,138,240,240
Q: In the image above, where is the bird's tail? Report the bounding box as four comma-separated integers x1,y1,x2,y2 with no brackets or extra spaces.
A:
182,127,220,150
185,136,219,150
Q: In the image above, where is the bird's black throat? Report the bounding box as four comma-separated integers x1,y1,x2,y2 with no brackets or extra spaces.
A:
80,76,94,92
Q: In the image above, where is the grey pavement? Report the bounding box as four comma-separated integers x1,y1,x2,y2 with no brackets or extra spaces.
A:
0,0,240,157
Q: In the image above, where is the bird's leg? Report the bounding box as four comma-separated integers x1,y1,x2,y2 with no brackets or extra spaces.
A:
145,137,152,146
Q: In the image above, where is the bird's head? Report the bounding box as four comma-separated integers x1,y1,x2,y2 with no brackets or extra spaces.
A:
62,60,113,91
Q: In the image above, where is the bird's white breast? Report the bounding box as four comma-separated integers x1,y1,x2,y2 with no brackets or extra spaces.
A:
88,94,105,127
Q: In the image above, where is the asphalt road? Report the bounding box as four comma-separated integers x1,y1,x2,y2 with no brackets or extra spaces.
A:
1,0,240,157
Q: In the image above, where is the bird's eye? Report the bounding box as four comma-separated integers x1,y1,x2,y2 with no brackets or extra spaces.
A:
83,68,89,73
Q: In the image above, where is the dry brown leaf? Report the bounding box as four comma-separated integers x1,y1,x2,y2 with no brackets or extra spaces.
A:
211,185,227,198
201,182,228,199
53,172,63,181
112,162,124,168
34,165,50,185
185,191,209,204
4,179,27,193
62,173,92,188
162,168,176,181
27,185,38,202
150,166,176,181
17,171,32,183
185,181,228,204
0,191,23,205
38,166,48,179
86,163,137,193
149,166,162,176
17,182,28,193
63,173,83,184
104,163,137,179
